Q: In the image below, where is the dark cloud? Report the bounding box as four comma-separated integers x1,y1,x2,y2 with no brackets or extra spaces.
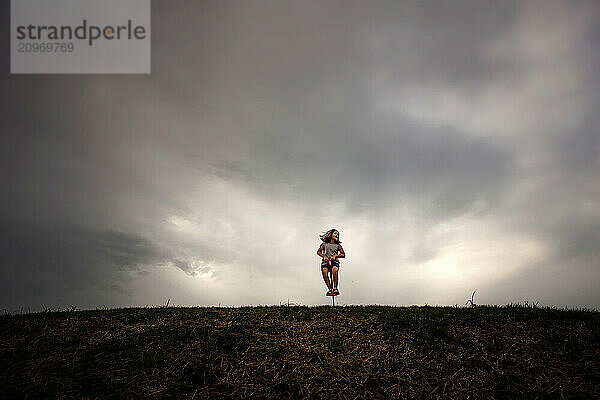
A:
202,115,515,221
558,105,600,172
552,216,600,264
0,219,205,310
1,0,599,309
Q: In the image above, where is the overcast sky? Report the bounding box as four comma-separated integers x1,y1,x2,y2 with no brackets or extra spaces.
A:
2,0,599,312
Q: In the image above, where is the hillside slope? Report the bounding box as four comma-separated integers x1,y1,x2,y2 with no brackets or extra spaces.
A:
1,305,599,399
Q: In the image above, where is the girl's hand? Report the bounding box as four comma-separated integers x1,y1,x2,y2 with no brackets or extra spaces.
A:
330,255,336,260
323,256,329,261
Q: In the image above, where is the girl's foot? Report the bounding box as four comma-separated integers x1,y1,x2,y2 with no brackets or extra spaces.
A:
326,289,334,296
333,288,340,296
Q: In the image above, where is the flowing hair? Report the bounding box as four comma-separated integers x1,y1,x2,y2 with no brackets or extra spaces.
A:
319,228,341,244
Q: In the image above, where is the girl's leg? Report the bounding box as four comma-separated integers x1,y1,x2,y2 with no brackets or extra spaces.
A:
321,267,332,290
332,265,339,288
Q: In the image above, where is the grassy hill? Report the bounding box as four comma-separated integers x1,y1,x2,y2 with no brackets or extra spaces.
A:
1,304,599,399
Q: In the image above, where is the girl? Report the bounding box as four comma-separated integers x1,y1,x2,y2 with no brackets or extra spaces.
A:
317,228,345,296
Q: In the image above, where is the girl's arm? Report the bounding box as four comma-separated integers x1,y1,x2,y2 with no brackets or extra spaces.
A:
317,245,328,260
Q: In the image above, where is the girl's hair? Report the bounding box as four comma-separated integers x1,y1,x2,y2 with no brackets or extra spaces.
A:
320,228,341,244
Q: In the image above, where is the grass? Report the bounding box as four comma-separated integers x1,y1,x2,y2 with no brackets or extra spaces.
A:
1,304,599,399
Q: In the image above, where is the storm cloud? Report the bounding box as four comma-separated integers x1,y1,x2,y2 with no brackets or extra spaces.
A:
1,0,599,311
